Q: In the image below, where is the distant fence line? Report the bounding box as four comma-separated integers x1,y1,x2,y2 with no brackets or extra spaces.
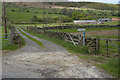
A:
26,25,119,30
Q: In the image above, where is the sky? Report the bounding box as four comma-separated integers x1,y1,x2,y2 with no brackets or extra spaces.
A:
1,0,119,3
68,0,119,4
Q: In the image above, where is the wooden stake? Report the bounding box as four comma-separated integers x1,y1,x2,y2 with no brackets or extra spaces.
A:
3,1,7,38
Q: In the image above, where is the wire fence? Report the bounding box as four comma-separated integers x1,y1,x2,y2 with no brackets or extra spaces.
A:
0,33,10,50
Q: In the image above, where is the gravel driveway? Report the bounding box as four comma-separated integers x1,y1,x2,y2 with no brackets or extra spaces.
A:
2,28,111,78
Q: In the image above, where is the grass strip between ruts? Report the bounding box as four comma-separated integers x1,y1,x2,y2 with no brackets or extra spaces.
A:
18,28,45,48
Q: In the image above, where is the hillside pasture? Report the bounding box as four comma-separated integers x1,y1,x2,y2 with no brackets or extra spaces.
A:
7,12,67,23
5,6,119,24
15,21,119,28
6,7,67,23
1,26,25,50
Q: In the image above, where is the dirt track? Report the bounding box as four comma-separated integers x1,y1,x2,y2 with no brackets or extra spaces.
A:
2,28,111,78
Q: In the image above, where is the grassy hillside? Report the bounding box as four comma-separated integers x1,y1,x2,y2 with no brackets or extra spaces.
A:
5,2,119,25
6,2,50,9
6,2,118,10
5,6,67,23
6,2,118,13
52,2,118,10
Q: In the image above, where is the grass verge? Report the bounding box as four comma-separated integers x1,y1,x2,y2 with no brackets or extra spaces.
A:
18,28,44,48
2,42,19,50
2,36,25,50
78,55,119,78
20,35,26,47
1,26,25,50
95,58,119,78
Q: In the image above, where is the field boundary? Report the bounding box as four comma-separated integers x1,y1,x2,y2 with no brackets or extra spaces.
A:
24,26,119,57
26,25,119,30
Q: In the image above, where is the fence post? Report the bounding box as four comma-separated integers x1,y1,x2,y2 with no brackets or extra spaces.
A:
43,27,46,35
9,26,15,43
96,37,100,51
83,31,85,46
106,40,109,57
78,35,82,46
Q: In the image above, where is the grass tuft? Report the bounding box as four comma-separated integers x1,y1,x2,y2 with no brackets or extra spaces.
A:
95,58,119,78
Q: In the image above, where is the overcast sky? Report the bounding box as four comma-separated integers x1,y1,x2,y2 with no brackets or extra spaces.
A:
68,0,119,4
1,0,119,3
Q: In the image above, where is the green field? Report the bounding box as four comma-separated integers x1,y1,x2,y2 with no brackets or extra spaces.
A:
6,11,67,23
5,5,119,24
6,7,62,14
1,26,25,50
49,27,118,33
15,21,119,28
6,7,67,23
15,23,66,27
0,26,10,50
96,58,119,77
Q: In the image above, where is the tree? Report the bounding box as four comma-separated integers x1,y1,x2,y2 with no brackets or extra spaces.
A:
72,11,85,20
72,11,80,20
26,10,29,13
42,16,53,24
31,15,37,22
49,5,52,8
61,8,67,15
62,17,73,23
43,11,46,14
85,15,93,20
12,9,15,12
66,9,74,18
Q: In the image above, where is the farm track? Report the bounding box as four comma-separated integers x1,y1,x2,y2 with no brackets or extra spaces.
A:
2,28,111,78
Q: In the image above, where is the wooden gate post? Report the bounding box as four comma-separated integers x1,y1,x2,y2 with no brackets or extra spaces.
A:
106,40,109,57
78,35,82,46
43,27,46,35
96,37,100,51
10,26,15,43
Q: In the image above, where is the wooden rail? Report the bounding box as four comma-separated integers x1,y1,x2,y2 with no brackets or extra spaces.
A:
100,38,119,57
